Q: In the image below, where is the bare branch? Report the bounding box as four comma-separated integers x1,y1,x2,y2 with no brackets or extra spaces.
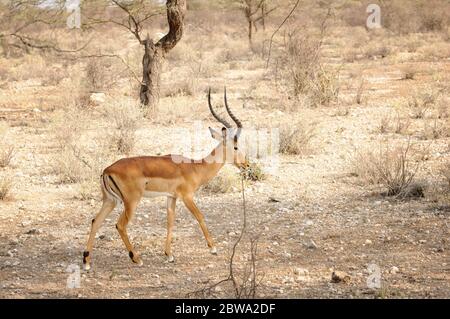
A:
266,0,302,68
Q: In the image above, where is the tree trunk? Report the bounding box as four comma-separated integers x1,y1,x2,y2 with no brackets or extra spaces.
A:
139,0,186,109
140,41,163,109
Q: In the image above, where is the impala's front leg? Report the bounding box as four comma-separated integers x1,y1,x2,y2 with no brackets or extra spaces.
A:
182,195,217,255
165,197,177,262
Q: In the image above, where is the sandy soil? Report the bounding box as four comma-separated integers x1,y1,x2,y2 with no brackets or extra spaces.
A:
0,6,449,299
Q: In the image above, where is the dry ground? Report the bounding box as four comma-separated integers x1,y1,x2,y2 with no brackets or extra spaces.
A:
0,1,449,298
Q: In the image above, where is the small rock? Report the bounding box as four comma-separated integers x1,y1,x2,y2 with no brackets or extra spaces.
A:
390,266,399,274
304,219,314,226
25,229,41,235
305,239,317,249
331,271,351,283
89,92,106,105
293,267,309,276
419,239,427,244
365,239,372,245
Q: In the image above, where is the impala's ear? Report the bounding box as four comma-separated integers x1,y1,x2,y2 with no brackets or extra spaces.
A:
209,127,222,140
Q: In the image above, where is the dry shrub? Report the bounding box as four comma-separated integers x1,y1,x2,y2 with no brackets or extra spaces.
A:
382,0,450,34
0,123,14,167
105,101,142,154
203,166,240,193
420,119,448,140
352,140,424,197
50,107,115,189
279,123,315,155
441,163,450,187
355,78,365,105
279,25,340,107
377,113,411,135
86,58,108,92
400,65,418,80
0,175,12,200
364,43,391,59
11,54,48,81
0,145,14,168
241,162,265,181
407,88,437,119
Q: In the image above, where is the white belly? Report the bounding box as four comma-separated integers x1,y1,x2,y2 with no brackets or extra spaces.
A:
143,191,174,198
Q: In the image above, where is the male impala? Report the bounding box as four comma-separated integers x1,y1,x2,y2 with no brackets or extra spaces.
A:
83,88,248,270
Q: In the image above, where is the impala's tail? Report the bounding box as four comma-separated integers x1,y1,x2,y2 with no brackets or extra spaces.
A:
101,173,123,204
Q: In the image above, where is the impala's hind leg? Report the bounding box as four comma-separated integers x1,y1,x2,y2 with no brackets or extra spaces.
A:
83,198,116,270
165,197,177,262
116,199,143,265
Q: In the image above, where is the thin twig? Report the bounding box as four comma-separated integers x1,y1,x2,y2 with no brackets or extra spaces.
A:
265,0,302,68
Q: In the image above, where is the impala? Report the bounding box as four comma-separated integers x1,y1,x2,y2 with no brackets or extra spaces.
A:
83,88,248,270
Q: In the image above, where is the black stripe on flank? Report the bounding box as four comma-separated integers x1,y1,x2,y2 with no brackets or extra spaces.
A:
108,175,124,200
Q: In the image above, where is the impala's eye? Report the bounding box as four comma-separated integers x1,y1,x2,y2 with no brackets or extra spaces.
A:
234,147,238,150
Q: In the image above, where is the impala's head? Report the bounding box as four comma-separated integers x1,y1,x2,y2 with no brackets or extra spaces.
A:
207,88,249,169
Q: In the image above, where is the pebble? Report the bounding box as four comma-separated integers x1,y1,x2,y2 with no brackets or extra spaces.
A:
304,219,314,226
331,271,351,283
305,239,317,249
293,267,309,276
365,239,372,245
390,266,399,274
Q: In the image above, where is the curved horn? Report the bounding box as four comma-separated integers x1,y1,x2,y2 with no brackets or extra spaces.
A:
224,87,242,128
224,87,242,137
208,87,231,128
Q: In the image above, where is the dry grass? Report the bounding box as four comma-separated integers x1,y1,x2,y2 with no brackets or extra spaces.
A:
382,0,450,34
49,106,116,187
279,123,315,155
364,44,391,60
0,175,12,200
400,65,418,80
105,101,142,155
279,29,340,107
241,162,266,181
0,145,14,168
441,163,450,187
377,113,411,135
420,119,448,140
352,140,424,197
355,78,365,105
407,88,437,119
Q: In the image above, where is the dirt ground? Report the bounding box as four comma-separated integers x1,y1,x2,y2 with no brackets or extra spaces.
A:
0,1,449,299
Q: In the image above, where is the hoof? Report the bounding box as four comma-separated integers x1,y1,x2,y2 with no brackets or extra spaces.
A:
167,255,175,263
129,251,143,266
210,246,217,255
83,263,91,271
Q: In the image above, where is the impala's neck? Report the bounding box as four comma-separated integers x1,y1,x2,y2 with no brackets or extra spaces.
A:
198,142,227,185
